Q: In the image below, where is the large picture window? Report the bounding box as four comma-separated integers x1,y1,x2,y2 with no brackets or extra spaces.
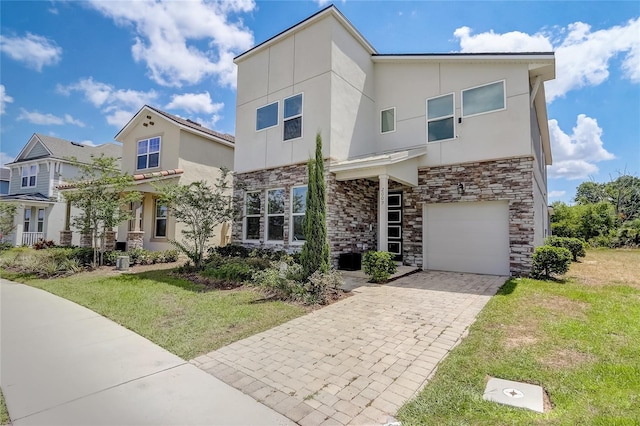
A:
137,137,160,170
267,188,285,241
381,107,395,133
154,200,167,238
462,80,505,117
426,94,454,142
283,94,302,141
290,186,307,243
244,191,261,240
21,165,37,188
256,102,278,131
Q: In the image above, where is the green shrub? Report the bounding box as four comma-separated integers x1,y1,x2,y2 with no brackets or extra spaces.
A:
204,260,253,282
0,242,14,252
102,250,123,266
213,244,250,258
363,251,398,283
251,266,304,300
303,269,344,305
0,248,82,277
545,236,587,261
531,245,572,279
163,249,180,262
127,248,146,265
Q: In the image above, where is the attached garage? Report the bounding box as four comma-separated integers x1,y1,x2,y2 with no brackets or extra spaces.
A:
423,201,510,275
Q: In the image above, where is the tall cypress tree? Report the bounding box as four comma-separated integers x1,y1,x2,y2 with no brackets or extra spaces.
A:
300,132,330,279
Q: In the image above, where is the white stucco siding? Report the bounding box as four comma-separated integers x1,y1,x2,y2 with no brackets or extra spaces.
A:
236,50,271,107
532,159,549,247
178,130,234,172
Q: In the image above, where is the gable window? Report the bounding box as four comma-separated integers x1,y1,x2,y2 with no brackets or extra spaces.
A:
256,102,278,131
267,188,285,241
462,80,505,117
21,165,37,188
381,108,395,133
154,200,167,238
283,94,303,141
244,191,261,240
23,209,31,232
426,93,454,142
137,137,161,170
290,186,307,243
37,209,45,233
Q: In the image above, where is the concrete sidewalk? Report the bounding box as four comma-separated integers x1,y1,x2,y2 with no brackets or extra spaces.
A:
0,280,294,426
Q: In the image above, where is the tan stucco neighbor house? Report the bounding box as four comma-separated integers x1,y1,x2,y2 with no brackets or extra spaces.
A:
232,6,555,276
0,133,122,246
113,105,235,252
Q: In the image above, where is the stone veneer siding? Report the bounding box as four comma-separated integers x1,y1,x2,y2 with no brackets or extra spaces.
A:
234,156,535,276
233,162,377,266
410,156,536,276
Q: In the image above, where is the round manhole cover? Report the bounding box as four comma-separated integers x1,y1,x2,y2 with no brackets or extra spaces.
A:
503,388,524,398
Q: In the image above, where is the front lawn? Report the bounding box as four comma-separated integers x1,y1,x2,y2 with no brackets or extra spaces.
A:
0,389,9,426
2,267,305,360
398,248,640,425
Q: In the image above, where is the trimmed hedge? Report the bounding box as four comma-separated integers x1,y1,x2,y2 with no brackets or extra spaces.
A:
545,236,587,261
363,251,398,283
531,245,572,279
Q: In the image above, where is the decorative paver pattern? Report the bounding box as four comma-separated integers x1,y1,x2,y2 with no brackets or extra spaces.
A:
192,271,506,425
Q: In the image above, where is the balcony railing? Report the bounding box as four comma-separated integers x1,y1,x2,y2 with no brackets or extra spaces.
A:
22,232,45,246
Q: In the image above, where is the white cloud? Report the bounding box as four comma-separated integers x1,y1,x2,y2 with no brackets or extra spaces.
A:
165,92,224,115
58,77,157,128
79,140,97,147
548,114,615,180
0,85,13,115
0,152,14,167
0,33,62,71
16,108,85,127
548,190,566,198
453,17,640,101
87,0,255,88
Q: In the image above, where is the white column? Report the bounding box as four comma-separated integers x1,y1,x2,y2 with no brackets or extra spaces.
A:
378,174,389,252
14,204,24,246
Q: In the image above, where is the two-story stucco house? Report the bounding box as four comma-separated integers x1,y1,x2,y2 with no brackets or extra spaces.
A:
232,6,555,276
0,133,121,246
113,105,235,252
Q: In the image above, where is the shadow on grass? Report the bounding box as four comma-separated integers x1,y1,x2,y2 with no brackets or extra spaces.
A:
495,278,518,296
115,269,208,293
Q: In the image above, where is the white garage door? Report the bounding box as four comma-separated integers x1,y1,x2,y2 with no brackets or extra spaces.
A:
423,201,510,275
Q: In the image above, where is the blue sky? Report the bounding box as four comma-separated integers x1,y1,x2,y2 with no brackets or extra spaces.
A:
1,0,638,203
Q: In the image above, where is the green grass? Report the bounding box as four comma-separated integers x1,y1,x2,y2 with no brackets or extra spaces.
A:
0,389,9,426
2,267,305,360
398,249,640,425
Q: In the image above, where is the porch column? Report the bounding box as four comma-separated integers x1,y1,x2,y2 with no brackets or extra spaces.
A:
378,174,389,252
60,199,72,246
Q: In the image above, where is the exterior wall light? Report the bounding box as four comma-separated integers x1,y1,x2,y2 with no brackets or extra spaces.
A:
457,183,465,195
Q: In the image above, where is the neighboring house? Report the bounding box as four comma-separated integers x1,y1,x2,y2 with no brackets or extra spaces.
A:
232,5,555,276
113,105,235,252
0,168,9,195
0,133,121,246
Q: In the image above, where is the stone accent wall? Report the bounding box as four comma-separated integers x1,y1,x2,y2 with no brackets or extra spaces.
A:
79,233,93,248
327,176,377,264
59,230,72,247
127,231,144,250
415,156,535,276
104,231,116,251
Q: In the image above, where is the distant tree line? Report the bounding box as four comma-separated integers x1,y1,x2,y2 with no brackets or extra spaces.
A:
550,173,640,247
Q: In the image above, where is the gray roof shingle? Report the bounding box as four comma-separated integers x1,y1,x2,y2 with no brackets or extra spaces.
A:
13,134,122,165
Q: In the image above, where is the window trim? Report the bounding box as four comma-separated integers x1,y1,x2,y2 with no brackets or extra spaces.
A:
244,191,262,241
136,136,161,171
256,101,279,132
461,80,506,118
283,93,303,141
21,164,37,188
426,92,455,143
153,199,168,239
380,107,396,134
266,187,285,243
289,185,307,244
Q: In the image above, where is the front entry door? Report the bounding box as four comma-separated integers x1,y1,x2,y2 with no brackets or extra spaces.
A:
388,192,402,261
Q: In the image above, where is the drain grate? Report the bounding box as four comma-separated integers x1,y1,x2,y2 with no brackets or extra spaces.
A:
483,378,544,413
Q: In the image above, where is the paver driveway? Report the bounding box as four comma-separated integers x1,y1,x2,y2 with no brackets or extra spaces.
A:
192,271,506,425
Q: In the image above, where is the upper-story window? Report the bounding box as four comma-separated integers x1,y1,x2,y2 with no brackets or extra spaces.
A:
256,102,278,131
137,137,160,170
244,191,261,240
283,94,303,141
21,165,37,188
291,186,307,243
426,93,454,142
381,108,396,134
462,80,505,117
267,188,285,241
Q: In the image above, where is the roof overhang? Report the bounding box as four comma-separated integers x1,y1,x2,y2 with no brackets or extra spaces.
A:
0,194,54,206
330,148,426,187
234,5,377,64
